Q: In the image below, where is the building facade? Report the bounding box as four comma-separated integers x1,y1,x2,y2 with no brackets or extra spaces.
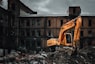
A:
19,6,95,50
80,16,95,47
19,16,68,50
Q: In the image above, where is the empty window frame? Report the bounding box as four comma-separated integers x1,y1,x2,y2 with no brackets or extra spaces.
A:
47,30,52,37
47,20,51,26
88,30,92,36
81,31,83,36
60,20,63,26
20,39,25,46
26,29,30,36
88,19,92,26
20,29,25,36
36,30,41,37
31,30,35,37
26,19,30,26
32,19,35,25
37,19,40,26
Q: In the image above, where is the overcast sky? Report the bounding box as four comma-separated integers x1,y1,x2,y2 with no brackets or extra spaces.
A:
20,0,95,16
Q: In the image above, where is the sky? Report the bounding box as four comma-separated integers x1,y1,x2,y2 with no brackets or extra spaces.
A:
20,0,95,16
0,0,8,9
0,0,95,16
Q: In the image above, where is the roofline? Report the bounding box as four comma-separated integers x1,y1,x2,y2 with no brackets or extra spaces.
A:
0,6,8,14
19,15,95,18
18,0,37,14
69,6,80,8
19,15,68,18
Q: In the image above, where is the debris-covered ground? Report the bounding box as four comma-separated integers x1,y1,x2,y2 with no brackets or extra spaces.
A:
47,46,95,64
0,46,95,64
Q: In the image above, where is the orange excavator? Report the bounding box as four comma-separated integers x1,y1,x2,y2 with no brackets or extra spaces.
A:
47,16,82,50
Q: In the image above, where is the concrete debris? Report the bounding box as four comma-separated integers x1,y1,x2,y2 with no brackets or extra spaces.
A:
0,46,95,64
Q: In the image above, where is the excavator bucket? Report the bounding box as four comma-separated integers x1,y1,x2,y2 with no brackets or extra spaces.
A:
47,38,60,46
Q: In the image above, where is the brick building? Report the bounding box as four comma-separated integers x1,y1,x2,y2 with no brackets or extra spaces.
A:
19,16,68,50
19,6,95,50
80,16,95,47
0,0,37,54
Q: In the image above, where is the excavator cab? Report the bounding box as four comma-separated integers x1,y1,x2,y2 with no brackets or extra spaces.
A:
65,33,72,44
63,33,73,46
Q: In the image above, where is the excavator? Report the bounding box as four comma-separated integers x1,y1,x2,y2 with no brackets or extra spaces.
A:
47,10,82,54
47,16,82,47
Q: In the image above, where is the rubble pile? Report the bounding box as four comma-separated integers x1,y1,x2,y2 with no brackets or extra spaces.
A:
0,51,49,64
78,46,95,64
47,46,95,64
0,46,95,64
